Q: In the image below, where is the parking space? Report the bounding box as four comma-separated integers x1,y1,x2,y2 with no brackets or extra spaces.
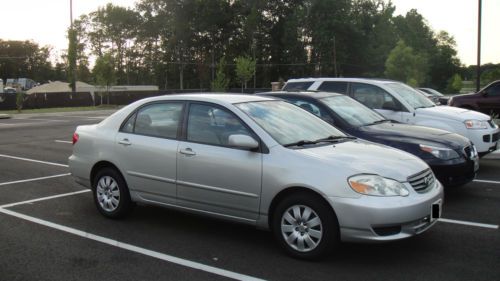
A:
1,111,499,281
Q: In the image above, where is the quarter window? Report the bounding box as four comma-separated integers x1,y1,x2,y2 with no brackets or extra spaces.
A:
282,82,314,91
187,104,251,146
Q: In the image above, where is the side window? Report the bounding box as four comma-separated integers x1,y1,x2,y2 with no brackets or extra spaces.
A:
486,83,500,96
187,103,252,146
121,112,136,133
318,81,348,94
351,83,398,110
122,102,183,138
282,82,314,91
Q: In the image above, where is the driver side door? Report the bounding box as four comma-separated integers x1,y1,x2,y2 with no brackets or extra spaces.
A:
350,83,404,122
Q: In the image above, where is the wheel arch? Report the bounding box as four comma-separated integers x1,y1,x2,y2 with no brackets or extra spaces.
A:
90,161,124,189
267,186,338,230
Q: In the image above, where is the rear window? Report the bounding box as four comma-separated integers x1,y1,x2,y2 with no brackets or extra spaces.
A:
283,82,314,91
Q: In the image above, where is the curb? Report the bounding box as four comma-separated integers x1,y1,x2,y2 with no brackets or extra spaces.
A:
0,114,11,119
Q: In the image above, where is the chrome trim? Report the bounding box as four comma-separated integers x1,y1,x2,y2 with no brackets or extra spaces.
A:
127,171,176,184
138,196,257,223
177,180,259,198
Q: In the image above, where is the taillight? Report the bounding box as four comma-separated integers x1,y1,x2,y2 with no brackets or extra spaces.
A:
72,133,79,145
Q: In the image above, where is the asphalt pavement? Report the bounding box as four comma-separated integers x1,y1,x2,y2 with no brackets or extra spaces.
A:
0,111,499,281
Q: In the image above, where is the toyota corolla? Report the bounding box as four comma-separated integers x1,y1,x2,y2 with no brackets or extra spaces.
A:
69,94,443,259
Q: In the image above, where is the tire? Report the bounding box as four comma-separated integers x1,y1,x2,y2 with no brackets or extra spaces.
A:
92,167,133,219
272,192,339,260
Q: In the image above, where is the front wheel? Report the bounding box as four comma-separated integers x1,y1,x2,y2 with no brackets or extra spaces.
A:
93,167,132,219
272,192,339,260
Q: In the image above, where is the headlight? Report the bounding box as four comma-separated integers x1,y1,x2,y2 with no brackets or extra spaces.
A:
464,120,488,129
419,144,460,160
348,175,409,197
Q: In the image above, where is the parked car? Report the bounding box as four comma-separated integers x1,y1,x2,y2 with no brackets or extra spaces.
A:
448,80,500,116
261,91,478,187
69,93,443,259
283,78,499,156
418,88,449,105
416,88,439,105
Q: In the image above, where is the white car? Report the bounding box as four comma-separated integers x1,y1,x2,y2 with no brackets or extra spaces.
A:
284,78,499,156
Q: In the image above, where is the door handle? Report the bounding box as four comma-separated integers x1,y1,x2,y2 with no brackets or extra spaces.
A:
118,138,132,146
179,148,196,156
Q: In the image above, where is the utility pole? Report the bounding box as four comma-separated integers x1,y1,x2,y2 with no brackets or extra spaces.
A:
476,0,482,92
70,0,77,93
333,35,338,77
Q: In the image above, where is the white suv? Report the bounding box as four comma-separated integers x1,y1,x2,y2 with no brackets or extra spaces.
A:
284,78,499,156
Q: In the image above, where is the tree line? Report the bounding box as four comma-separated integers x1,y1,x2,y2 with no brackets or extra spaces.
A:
2,0,500,93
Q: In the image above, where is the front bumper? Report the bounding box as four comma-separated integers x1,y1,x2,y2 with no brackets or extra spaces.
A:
467,127,499,155
430,160,476,187
329,181,444,242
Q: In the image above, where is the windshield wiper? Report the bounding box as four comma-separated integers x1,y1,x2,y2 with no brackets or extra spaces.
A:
363,120,389,126
283,135,356,147
283,140,319,147
314,135,356,142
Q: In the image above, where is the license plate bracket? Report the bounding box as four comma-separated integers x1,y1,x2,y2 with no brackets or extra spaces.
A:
431,200,442,221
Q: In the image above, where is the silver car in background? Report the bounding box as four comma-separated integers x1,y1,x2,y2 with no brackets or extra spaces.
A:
69,94,443,259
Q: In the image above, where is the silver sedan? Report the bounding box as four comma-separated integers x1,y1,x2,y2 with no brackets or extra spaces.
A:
69,94,443,259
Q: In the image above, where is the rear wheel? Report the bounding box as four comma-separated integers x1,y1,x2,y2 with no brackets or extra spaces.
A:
272,192,339,260
93,167,132,219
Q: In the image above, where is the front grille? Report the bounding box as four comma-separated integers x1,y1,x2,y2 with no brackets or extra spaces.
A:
493,132,499,142
408,169,435,193
483,134,491,142
463,146,472,159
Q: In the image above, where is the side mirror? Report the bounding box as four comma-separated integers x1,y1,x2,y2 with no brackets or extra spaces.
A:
228,134,259,149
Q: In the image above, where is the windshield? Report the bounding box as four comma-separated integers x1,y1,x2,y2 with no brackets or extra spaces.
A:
236,100,345,146
321,96,386,127
424,88,444,96
386,83,435,109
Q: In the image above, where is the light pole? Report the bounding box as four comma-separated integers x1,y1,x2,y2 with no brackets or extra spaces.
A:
69,0,77,93
476,0,482,92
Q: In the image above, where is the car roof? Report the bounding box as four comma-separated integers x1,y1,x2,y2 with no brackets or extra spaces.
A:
260,91,343,99
136,93,273,104
286,77,399,84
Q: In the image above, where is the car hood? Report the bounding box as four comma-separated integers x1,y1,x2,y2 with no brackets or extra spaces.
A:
296,140,429,182
357,122,469,149
416,105,490,121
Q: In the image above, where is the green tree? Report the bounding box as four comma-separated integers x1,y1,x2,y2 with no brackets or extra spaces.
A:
235,56,256,91
481,66,500,85
385,40,428,86
211,57,229,92
446,74,462,94
93,53,116,104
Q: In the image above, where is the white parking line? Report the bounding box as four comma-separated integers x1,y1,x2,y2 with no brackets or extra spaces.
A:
0,190,90,208
473,179,500,185
0,153,68,168
439,218,499,229
0,207,266,281
0,173,71,187
55,140,72,144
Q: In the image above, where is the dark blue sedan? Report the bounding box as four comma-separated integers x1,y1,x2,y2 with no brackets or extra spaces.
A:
261,91,479,187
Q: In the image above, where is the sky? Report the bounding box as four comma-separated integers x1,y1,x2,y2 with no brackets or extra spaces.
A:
0,0,498,66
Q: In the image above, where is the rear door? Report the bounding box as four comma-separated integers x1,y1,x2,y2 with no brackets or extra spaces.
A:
114,102,184,205
176,102,263,221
